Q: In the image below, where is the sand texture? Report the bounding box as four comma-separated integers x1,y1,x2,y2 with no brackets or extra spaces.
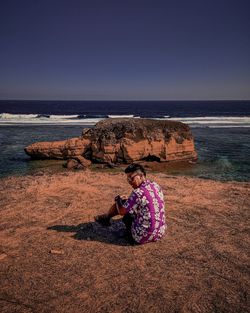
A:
0,171,249,313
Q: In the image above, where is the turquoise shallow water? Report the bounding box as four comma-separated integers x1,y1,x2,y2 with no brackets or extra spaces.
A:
0,125,249,181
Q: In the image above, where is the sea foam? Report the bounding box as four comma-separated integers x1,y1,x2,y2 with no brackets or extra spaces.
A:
0,113,250,127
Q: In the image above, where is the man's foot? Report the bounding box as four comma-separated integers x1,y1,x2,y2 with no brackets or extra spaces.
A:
125,232,137,245
94,214,111,226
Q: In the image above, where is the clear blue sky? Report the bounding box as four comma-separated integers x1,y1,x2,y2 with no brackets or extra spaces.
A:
0,0,249,100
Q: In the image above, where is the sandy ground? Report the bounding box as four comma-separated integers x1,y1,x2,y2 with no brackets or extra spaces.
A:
0,170,249,313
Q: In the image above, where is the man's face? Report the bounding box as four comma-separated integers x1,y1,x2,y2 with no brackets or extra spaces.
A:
126,171,143,189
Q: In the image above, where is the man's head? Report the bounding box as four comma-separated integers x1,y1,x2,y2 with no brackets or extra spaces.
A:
125,163,146,188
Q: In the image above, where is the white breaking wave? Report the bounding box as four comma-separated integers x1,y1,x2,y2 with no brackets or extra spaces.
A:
1,113,38,119
159,116,250,127
108,115,134,118
208,125,250,128
0,113,103,125
0,113,250,127
168,116,250,123
0,113,79,120
47,114,79,119
171,116,250,127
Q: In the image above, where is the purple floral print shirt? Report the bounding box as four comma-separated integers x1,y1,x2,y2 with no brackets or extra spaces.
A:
123,179,166,244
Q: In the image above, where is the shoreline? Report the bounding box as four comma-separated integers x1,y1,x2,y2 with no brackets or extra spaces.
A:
1,161,250,184
0,171,249,312
1,124,250,182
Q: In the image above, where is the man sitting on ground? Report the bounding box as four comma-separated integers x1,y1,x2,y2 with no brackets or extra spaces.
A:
95,163,166,244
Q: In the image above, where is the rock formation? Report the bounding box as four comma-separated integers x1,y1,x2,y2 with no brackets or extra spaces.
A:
24,118,197,164
64,156,92,170
24,137,91,159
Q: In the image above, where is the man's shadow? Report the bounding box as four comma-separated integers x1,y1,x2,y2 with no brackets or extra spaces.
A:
47,219,134,246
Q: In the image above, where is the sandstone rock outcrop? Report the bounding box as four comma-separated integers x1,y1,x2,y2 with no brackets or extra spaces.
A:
65,159,79,170
25,137,91,159
24,118,197,163
64,156,92,170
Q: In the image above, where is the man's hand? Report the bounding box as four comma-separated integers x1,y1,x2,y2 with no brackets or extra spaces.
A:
115,195,127,216
115,195,127,201
114,195,123,207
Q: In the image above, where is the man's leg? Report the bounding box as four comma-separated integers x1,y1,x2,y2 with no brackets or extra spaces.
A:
94,203,118,226
122,214,133,232
107,203,119,218
122,214,136,243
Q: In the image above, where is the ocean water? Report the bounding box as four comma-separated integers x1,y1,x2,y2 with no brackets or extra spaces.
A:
0,100,250,181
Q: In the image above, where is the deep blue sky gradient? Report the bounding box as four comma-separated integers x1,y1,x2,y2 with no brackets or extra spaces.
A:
0,0,249,100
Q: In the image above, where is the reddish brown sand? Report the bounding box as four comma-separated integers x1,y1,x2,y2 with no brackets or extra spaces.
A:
0,170,249,313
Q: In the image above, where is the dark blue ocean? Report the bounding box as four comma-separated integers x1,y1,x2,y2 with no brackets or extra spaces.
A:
0,100,250,181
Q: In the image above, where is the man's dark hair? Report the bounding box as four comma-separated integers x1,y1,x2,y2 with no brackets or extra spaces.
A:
125,163,146,176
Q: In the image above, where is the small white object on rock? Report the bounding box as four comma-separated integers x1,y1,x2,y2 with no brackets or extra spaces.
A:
0,253,7,260
50,249,64,255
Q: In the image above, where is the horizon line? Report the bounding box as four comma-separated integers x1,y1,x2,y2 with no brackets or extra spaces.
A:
0,99,249,102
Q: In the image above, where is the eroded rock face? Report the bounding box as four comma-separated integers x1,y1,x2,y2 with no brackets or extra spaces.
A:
25,137,91,159
24,118,197,163
64,156,91,170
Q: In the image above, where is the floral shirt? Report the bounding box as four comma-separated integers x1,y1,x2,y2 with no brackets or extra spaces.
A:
123,179,166,244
